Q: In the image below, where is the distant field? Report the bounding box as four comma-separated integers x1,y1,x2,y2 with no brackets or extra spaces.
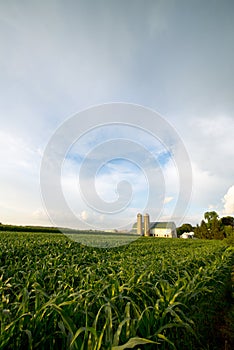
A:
66,232,139,247
0,231,233,349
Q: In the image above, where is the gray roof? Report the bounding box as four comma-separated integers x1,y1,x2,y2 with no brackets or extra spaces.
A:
132,221,176,229
149,222,176,229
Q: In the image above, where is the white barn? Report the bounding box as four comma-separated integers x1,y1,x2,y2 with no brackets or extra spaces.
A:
131,216,177,238
150,222,177,238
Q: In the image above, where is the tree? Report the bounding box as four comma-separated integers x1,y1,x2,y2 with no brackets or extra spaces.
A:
201,211,225,239
176,223,194,236
194,220,209,239
201,219,210,239
224,225,234,238
212,218,224,240
220,216,234,227
220,216,234,239
204,211,219,226
194,212,225,240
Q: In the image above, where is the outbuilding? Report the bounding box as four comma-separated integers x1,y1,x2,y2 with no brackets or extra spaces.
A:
180,232,194,239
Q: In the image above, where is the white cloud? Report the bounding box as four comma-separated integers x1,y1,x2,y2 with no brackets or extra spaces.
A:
223,186,234,215
170,113,234,224
164,196,174,204
0,1,234,228
185,115,234,178
81,210,89,221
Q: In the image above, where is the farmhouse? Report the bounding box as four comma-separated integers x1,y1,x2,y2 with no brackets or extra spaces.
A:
131,213,177,238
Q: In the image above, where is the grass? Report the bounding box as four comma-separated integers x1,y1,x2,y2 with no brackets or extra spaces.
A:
0,232,233,349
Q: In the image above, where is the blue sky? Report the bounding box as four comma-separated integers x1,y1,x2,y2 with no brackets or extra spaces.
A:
0,0,234,229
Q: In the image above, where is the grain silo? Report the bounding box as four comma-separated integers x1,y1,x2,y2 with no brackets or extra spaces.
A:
137,213,143,235
144,213,150,236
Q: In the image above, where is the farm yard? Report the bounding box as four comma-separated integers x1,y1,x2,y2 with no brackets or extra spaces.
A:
0,232,233,349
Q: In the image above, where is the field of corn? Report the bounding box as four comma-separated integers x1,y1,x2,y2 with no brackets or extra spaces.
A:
0,232,233,350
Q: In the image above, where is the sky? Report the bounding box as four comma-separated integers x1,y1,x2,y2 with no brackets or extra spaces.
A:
0,0,234,230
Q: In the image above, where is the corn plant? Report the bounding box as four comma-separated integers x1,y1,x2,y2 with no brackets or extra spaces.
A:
0,232,233,349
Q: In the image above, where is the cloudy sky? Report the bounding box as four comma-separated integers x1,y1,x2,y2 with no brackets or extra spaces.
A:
1,0,234,230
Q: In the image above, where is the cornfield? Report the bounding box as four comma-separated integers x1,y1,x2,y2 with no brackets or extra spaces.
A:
0,232,233,349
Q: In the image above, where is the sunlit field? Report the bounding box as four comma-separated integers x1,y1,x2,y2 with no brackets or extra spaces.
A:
0,232,233,349
66,232,139,248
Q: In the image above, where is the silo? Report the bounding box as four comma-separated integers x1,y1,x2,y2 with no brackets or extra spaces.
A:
144,213,150,236
137,213,142,235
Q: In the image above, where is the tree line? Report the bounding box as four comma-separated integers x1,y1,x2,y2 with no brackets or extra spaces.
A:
177,211,234,240
0,223,62,233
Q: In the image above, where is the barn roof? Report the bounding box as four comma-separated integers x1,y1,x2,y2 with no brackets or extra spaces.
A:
149,222,176,229
132,221,176,229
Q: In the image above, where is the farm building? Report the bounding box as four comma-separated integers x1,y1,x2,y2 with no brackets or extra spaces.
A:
150,222,177,238
131,213,177,238
180,232,194,239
